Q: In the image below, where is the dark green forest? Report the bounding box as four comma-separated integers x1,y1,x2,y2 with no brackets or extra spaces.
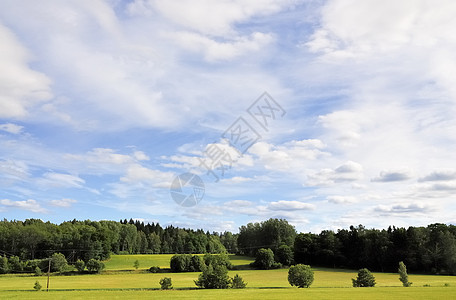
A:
0,218,455,275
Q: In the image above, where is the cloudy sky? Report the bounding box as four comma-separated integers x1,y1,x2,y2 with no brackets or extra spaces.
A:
1,0,456,233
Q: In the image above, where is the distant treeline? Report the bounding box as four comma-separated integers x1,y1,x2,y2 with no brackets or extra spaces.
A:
237,220,456,275
0,218,232,262
1,218,455,274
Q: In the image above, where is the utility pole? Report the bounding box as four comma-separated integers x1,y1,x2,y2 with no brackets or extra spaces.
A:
46,258,51,292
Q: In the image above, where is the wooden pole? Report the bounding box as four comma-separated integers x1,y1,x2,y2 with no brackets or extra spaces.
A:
46,258,50,292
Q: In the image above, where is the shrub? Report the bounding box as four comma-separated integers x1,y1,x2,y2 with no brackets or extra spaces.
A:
86,259,105,273
133,260,140,270
33,280,42,291
0,256,9,274
352,268,376,287
252,248,275,270
398,261,412,287
288,264,314,288
170,254,191,272
34,266,42,276
231,274,247,289
75,259,85,273
190,255,203,272
276,245,294,266
50,253,68,273
203,253,232,269
194,264,231,289
8,256,24,273
159,277,173,290
149,266,161,273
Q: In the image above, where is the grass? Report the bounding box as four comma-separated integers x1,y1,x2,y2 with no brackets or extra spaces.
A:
103,254,255,270
1,254,455,299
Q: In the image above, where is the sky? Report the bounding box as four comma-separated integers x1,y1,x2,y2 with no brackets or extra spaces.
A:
1,0,456,233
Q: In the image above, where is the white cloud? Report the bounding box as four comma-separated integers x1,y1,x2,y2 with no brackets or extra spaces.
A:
0,123,23,134
374,202,434,216
327,195,357,204
38,172,85,189
0,23,52,119
307,161,364,186
419,169,456,182
0,199,47,213
372,170,413,182
268,200,315,211
49,198,77,207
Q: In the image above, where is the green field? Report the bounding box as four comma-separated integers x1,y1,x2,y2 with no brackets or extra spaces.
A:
103,254,254,270
1,254,456,299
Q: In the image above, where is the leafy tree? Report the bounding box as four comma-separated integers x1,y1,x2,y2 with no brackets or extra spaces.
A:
398,261,412,287
0,256,9,274
203,253,232,269
194,264,231,289
33,280,42,291
133,259,140,269
9,256,24,272
75,259,85,272
276,244,293,266
34,266,42,276
252,248,275,270
190,255,203,272
50,253,68,273
352,268,376,287
294,233,315,265
86,259,105,273
288,264,314,288
170,254,191,272
230,274,247,288
159,277,173,289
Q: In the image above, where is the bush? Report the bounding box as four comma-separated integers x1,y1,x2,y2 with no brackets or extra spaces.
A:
33,280,42,291
0,256,9,274
352,268,376,287
203,253,232,270
8,256,24,273
170,254,191,272
276,245,294,266
170,254,204,272
34,266,42,276
149,266,161,273
230,274,247,288
159,277,173,290
288,264,314,288
195,264,231,289
398,261,412,287
50,253,68,273
86,259,105,273
190,255,203,272
75,259,85,273
251,248,275,270
133,260,140,269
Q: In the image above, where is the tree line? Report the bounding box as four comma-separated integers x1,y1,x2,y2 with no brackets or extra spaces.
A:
0,218,229,263
1,218,455,275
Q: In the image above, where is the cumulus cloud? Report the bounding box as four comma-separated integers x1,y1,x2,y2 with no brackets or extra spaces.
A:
372,170,413,182
419,170,456,182
374,202,433,215
307,161,363,186
327,195,357,204
0,199,47,213
268,200,315,211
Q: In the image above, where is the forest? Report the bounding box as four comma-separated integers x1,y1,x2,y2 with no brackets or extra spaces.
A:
0,218,455,275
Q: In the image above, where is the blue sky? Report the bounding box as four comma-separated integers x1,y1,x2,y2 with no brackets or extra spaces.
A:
1,0,456,233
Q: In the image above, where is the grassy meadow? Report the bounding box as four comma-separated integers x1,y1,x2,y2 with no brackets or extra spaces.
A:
1,254,455,299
